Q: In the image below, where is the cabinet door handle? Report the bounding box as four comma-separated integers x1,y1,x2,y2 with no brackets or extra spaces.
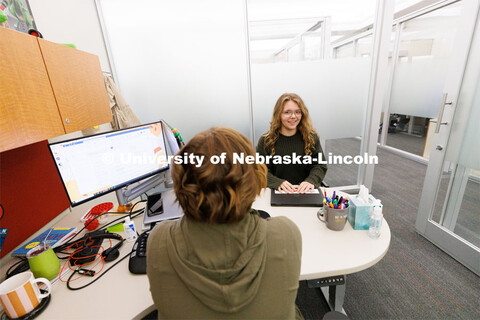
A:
65,118,70,124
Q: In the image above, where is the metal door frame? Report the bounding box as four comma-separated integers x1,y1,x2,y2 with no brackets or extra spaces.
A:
415,0,480,275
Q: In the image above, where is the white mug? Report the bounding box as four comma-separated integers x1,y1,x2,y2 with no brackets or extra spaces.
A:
0,271,51,318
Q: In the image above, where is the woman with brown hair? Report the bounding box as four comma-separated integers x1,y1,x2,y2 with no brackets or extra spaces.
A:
147,127,303,319
257,93,327,193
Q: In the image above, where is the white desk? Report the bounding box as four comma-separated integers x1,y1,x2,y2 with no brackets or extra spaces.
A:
252,188,391,280
252,188,391,312
2,188,390,319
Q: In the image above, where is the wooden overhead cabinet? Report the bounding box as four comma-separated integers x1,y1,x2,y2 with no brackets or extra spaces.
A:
0,27,64,151
0,28,112,152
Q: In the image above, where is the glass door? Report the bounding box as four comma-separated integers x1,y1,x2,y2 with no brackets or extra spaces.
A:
416,0,480,275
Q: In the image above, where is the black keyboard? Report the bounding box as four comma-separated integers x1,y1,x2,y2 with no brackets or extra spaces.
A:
128,230,150,274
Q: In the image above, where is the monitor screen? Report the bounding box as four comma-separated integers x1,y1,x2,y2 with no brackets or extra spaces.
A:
49,122,169,207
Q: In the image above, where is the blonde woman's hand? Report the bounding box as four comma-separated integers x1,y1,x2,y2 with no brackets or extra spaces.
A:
297,181,314,193
278,180,296,193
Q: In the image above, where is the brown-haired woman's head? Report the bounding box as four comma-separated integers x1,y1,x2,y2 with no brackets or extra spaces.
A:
172,127,267,224
264,93,316,155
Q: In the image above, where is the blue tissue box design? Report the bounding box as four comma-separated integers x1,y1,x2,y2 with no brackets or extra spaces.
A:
348,194,376,230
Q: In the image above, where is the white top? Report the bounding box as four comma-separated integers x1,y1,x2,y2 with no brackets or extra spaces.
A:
1,188,389,319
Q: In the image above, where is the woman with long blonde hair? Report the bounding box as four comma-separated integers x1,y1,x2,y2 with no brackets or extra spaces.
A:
256,93,327,193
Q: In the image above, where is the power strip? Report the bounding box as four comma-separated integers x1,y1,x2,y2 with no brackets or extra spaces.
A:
307,275,345,288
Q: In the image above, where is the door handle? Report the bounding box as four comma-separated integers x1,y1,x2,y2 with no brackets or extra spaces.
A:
435,93,452,133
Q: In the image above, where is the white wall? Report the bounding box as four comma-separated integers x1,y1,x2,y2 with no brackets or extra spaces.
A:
28,0,111,72
98,0,252,142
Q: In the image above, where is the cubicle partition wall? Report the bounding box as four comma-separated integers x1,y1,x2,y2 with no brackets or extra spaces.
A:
250,59,371,187
250,59,370,144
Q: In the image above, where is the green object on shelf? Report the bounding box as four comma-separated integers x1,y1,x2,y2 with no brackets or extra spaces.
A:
0,11,7,24
107,223,124,232
60,43,77,49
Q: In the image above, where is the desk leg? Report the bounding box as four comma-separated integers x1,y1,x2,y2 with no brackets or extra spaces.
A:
328,282,346,312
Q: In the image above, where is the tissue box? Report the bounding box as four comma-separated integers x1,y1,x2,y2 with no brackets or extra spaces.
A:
348,194,376,230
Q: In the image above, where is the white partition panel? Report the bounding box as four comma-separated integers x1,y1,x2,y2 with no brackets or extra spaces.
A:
251,59,370,143
99,0,251,142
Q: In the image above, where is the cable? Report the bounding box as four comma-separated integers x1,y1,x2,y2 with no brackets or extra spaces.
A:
66,249,132,291
128,199,147,220
6,258,29,279
54,207,143,252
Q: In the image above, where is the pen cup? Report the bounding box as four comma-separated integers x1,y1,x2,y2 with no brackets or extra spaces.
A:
317,206,349,231
27,244,61,281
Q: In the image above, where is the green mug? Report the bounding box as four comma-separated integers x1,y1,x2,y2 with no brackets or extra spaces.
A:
27,244,61,281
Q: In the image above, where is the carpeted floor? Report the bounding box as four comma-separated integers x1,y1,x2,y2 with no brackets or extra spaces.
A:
296,138,480,320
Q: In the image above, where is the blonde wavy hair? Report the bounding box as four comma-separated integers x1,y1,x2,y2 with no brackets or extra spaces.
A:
172,127,267,224
263,93,316,155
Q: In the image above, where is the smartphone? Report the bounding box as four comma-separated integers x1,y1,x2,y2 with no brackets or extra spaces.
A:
146,193,163,217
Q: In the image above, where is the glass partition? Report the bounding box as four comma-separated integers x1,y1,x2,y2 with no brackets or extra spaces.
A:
248,0,377,187
335,43,355,58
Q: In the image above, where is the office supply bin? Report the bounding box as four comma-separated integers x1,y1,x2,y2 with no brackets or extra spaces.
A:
348,194,376,230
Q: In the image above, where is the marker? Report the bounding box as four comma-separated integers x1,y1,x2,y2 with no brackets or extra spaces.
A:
332,191,336,200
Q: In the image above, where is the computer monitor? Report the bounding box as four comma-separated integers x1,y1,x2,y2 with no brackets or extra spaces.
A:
49,121,170,207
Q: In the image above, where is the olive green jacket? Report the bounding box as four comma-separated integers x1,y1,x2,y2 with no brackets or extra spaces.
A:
147,211,303,319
